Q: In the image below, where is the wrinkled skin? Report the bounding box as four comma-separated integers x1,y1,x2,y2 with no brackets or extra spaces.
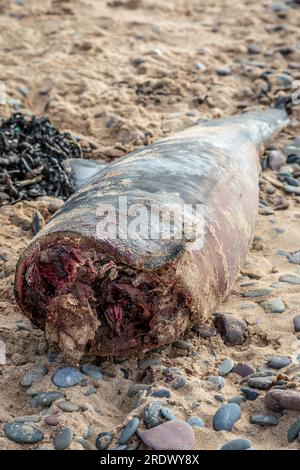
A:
14,109,289,358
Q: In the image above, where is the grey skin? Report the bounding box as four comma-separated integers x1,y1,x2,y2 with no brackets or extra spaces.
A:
14,108,289,359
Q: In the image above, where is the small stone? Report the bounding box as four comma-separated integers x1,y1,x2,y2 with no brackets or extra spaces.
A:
219,358,235,376
14,416,40,424
247,377,273,390
215,66,231,76
248,43,261,54
231,363,255,377
228,395,247,405
78,438,93,450
45,415,59,426
54,427,73,450
84,386,97,396
243,288,272,298
34,392,66,408
267,356,291,369
18,85,29,96
241,387,260,401
173,340,190,350
4,422,44,444
160,407,177,421
35,391,65,407
81,363,103,380
261,299,285,314
259,207,274,216
119,417,140,445
139,420,195,450
144,401,166,428
169,374,187,389
221,438,251,450
293,315,300,332
265,389,300,412
52,368,84,388
207,375,225,390
213,403,241,431
283,185,300,196
95,432,114,450
287,419,300,442
58,401,80,412
127,384,151,398
250,415,279,426
288,252,300,265
268,150,286,170
151,389,171,398
195,324,217,338
20,365,48,387
214,313,248,346
186,416,205,428
138,358,162,370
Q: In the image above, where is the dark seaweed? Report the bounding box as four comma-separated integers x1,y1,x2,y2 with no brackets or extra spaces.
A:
0,113,84,205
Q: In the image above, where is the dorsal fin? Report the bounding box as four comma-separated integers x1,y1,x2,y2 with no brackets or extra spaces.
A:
63,158,107,190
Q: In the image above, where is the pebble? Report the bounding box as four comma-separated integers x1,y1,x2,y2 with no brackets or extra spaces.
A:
221,438,251,450
265,389,300,412
207,375,225,390
45,414,59,426
268,149,286,170
52,367,84,388
113,444,127,450
229,395,247,405
219,358,235,376
214,314,248,346
35,391,65,407
54,427,73,450
195,324,217,338
267,356,291,369
260,299,285,313
169,374,187,389
138,358,162,370
287,419,300,442
139,420,195,450
250,415,279,426
213,403,241,431
78,438,93,450
173,340,191,350
248,43,261,54
160,407,177,421
247,377,274,390
241,387,260,401
283,185,300,196
151,389,171,398
243,288,272,298
293,315,300,332
231,363,255,377
84,386,97,396
81,363,103,380
20,365,48,387
215,66,231,76
58,401,80,412
143,401,165,428
127,383,151,398
186,416,205,428
14,416,40,423
95,432,114,450
288,252,300,265
119,417,140,445
4,421,44,444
